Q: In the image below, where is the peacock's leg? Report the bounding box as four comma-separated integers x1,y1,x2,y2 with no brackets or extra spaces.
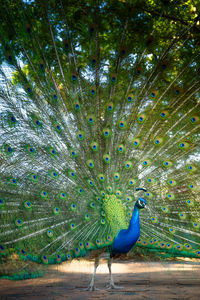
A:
106,256,123,289
85,256,100,291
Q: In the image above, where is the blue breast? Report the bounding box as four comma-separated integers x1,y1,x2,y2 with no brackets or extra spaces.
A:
112,205,140,254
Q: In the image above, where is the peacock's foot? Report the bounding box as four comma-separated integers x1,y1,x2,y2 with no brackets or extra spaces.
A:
84,285,100,291
106,282,124,290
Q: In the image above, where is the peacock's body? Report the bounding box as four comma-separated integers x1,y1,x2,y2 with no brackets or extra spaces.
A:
0,0,200,286
112,196,147,256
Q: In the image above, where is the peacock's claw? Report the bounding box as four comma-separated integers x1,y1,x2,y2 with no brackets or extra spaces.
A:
84,285,100,291
106,282,124,289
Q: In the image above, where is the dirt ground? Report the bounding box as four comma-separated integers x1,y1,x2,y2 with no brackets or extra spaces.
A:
0,259,200,300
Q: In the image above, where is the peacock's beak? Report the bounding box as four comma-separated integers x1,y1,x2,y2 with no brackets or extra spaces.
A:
144,204,150,211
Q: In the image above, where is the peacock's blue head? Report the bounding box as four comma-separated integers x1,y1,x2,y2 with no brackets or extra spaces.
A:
135,187,148,209
135,197,148,209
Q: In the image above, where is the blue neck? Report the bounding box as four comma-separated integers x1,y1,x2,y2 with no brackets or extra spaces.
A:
112,203,141,254
128,204,140,231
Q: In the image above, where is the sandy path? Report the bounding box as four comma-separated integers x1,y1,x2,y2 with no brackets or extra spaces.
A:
0,260,200,299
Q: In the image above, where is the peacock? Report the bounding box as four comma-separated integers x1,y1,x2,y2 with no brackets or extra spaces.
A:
0,0,200,291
